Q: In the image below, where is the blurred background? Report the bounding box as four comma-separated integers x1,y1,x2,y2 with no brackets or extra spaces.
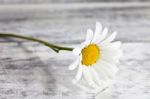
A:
0,0,150,99
0,0,149,43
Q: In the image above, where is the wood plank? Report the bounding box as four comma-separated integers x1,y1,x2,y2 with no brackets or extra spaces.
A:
0,0,149,4
0,42,150,99
0,2,149,99
0,3,149,42
0,3,150,10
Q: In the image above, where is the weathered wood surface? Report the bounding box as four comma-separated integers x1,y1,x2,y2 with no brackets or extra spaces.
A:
0,2,150,99
0,0,149,4
0,42,150,99
0,3,150,42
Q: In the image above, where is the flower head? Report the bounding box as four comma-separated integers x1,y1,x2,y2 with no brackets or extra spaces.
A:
69,22,122,92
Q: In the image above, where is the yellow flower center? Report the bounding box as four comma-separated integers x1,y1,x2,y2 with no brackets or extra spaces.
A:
81,44,100,66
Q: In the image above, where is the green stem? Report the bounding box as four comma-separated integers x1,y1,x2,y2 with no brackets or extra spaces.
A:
0,33,73,53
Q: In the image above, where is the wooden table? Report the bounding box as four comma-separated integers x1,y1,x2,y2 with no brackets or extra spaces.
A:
0,2,150,99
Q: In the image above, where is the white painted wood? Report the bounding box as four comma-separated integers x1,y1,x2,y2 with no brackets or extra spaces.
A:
0,3,149,42
0,2,150,10
0,1,149,99
0,43,150,99
0,0,149,4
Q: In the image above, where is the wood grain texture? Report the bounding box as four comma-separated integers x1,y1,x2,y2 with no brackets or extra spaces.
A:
0,3,149,42
0,0,149,4
0,2,150,99
0,43,150,99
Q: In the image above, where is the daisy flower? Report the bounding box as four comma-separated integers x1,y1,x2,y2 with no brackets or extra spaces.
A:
69,22,122,92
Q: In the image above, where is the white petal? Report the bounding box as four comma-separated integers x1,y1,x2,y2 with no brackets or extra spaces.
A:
105,65,118,79
100,41,122,58
68,59,80,70
101,27,108,37
97,60,118,79
101,27,108,40
93,62,109,80
73,47,81,56
85,29,94,45
90,67,102,86
95,22,102,35
100,41,122,49
101,55,119,64
94,27,108,44
75,80,108,93
101,49,122,58
92,22,102,43
101,32,117,43
83,66,98,88
73,64,83,84
112,41,122,48
100,42,123,60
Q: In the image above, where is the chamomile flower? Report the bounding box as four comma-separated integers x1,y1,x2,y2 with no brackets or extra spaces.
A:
69,22,122,91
